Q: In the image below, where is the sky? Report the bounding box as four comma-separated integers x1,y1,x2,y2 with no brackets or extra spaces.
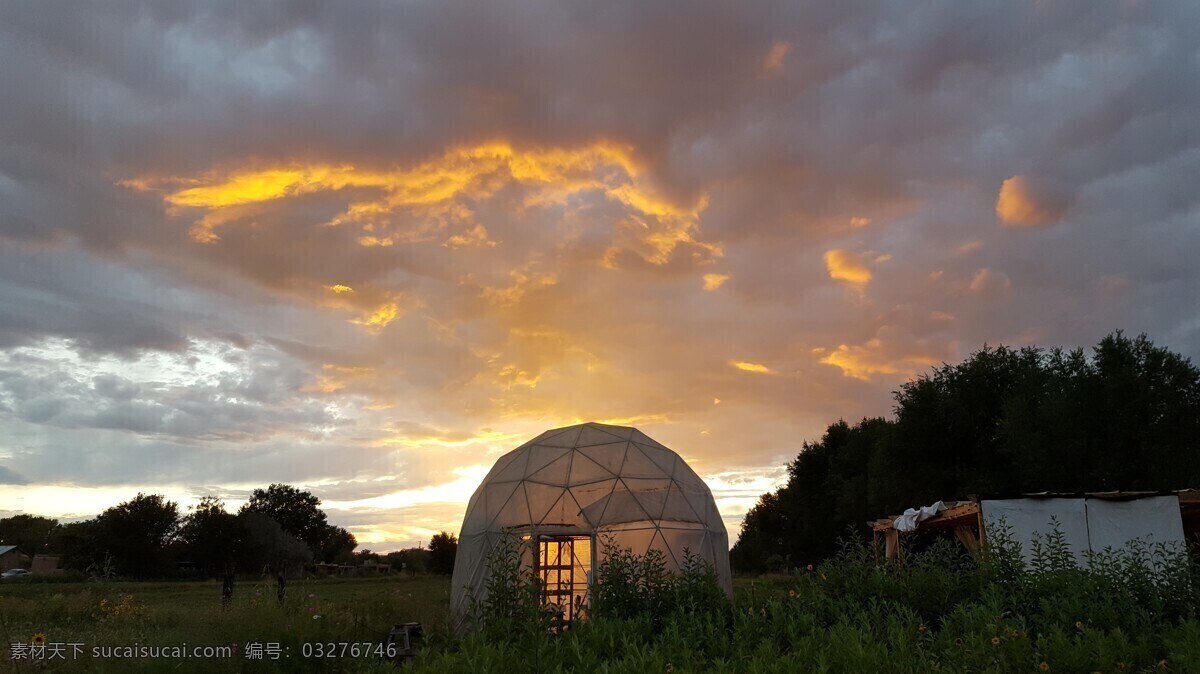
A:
1,1,1199,551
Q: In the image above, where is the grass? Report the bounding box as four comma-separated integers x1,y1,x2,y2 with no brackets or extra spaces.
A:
0,574,450,672
3,532,1199,672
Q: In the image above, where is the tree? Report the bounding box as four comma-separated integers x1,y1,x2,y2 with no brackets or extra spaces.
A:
732,332,1200,572
428,532,458,575
239,484,328,550
317,525,357,563
0,514,59,554
177,497,241,577
47,519,103,572
238,512,314,604
95,493,180,578
385,547,428,575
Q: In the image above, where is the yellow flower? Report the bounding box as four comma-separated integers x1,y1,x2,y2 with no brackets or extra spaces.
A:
806,564,814,572
1039,663,1049,672
1075,621,1083,629
666,665,674,673
788,590,796,598
1159,660,1168,669
918,625,926,633
31,633,47,647
991,636,1000,645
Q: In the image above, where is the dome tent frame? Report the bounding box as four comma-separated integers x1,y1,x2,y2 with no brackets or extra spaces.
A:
450,422,732,628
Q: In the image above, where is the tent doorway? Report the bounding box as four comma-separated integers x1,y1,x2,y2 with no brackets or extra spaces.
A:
535,535,591,624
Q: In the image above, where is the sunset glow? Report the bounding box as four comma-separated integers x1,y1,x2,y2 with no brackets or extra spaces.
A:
1,3,1197,552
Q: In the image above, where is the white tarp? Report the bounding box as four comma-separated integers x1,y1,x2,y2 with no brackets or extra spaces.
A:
1085,495,1185,558
981,496,1186,568
893,501,946,533
980,498,1090,567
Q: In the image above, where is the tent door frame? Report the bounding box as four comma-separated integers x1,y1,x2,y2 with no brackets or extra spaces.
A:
531,533,593,626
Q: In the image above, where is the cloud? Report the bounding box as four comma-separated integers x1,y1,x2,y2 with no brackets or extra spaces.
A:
730,361,772,374
824,249,873,286
763,41,791,71
702,273,730,291
0,466,28,485
969,268,1013,296
996,175,1070,227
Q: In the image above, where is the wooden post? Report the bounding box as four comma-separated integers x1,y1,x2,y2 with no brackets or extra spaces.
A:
884,529,900,561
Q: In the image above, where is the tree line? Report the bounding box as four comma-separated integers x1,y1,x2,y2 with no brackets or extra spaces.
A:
0,483,462,581
0,484,357,578
731,332,1200,572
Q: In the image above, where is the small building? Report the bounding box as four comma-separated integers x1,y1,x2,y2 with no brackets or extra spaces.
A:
0,545,31,572
869,490,1200,566
31,555,62,575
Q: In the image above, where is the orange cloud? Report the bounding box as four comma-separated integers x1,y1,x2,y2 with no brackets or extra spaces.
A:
702,273,730,291
351,302,400,329
824,249,873,286
969,268,1012,295
731,360,771,374
819,340,938,381
996,175,1067,227
444,223,497,249
764,41,791,71
302,364,375,394
130,142,716,255
327,284,355,295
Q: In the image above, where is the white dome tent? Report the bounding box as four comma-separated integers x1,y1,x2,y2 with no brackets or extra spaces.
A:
450,422,732,627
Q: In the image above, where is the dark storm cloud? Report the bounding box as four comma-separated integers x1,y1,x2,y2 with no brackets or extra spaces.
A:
2,1,1199,546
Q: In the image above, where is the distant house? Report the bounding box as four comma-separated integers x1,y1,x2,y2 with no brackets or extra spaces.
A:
31,554,62,575
0,545,31,572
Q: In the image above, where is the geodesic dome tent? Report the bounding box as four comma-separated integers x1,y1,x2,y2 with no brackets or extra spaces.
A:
450,422,732,627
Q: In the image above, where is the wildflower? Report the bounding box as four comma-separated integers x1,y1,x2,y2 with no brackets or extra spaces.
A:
1039,663,1049,672
31,633,47,647
666,665,674,673
1159,661,1168,669
918,625,926,634
991,637,1000,645
806,564,814,572
308,593,316,599
788,590,796,598
1075,621,1083,630
954,638,963,646
313,615,321,620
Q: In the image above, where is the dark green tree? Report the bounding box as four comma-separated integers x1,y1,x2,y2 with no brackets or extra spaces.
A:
428,531,458,575
0,514,59,554
95,493,180,578
732,332,1200,572
239,484,329,550
177,497,241,577
316,524,358,563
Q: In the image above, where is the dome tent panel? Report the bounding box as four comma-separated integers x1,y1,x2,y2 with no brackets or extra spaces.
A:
535,425,584,448
572,441,630,478
575,424,628,447
449,422,732,630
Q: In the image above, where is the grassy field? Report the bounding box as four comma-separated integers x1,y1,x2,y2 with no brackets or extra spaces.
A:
3,537,1200,673
1,574,450,672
